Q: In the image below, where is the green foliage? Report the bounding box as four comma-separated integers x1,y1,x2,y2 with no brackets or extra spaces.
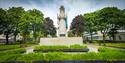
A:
84,7,125,41
21,48,125,61
0,48,26,55
70,15,85,37
105,43,125,48
42,17,56,37
34,44,87,51
7,7,25,42
0,54,21,62
84,12,98,41
27,9,44,41
70,44,87,49
0,48,26,62
0,8,15,44
44,52,72,61
17,53,44,63
68,31,75,37
0,7,45,43
98,47,125,61
97,7,125,41
34,45,69,51
72,52,101,60
0,45,20,51
0,47,125,62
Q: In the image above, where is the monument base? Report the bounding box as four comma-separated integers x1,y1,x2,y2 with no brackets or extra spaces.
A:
39,37,83,46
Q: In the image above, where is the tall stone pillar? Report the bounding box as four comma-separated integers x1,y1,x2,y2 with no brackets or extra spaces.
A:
57,5,68,37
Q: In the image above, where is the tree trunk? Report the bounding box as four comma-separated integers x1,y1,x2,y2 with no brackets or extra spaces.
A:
6,33,9,45
112,34,116,41
33,25,36,41
14,28,18,43
102,33,106,46
90,32,93,43
14,35,16,43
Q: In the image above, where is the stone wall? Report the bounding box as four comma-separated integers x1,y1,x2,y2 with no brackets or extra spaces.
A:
40,37,83,46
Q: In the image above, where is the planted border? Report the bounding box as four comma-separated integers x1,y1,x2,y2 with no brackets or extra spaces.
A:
34,44,89,52
0,45,21,51
6,60,125,63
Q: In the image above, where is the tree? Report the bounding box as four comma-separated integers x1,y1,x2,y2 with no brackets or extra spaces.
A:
0,8,14,44
97,7,125,41
19,12,32,42
84,12,98,41
19,9,44,42
43,17,56,37
70,15,85,37
27,9,44,41
7,7,25,42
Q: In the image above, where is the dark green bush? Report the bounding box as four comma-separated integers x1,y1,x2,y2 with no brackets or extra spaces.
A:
34,44,88,51
34,45,69,51
70,44,87,49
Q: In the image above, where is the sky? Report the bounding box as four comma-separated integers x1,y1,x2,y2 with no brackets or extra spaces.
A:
0,0,125,29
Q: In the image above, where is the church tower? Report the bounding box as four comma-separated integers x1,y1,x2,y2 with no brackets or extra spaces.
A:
57,5,68,37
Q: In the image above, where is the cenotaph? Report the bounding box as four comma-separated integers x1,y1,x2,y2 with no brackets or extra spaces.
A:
40,5,83,46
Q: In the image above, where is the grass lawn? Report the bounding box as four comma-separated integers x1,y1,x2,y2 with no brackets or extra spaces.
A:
105,43,125,49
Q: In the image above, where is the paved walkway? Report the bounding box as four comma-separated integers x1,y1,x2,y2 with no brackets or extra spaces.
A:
26,46,34,54
87,44,99,52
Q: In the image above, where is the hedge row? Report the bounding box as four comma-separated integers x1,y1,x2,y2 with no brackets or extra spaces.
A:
34,44,87,51
1,47,125,63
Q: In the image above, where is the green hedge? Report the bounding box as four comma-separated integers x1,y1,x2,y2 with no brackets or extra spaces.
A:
35,45,69,51
16,53,44,63
34,44,87,51
0,48,26,62
70,44,87,49
0,48,26,55
98,47,125,61
16,51,125,62
0,47,125,62
0,45,20,51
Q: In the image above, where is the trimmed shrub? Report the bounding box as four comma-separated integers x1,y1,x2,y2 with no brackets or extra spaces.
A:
0,45,20,51
16,53,44,63
44,52,72,61
34,44,88,51
70,44,87,49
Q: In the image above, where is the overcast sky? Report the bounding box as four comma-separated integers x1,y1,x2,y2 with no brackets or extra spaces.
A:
0,0,125,28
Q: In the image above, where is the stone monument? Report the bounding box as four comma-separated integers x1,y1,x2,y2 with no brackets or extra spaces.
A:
40,5,83,46
57,5,68,37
